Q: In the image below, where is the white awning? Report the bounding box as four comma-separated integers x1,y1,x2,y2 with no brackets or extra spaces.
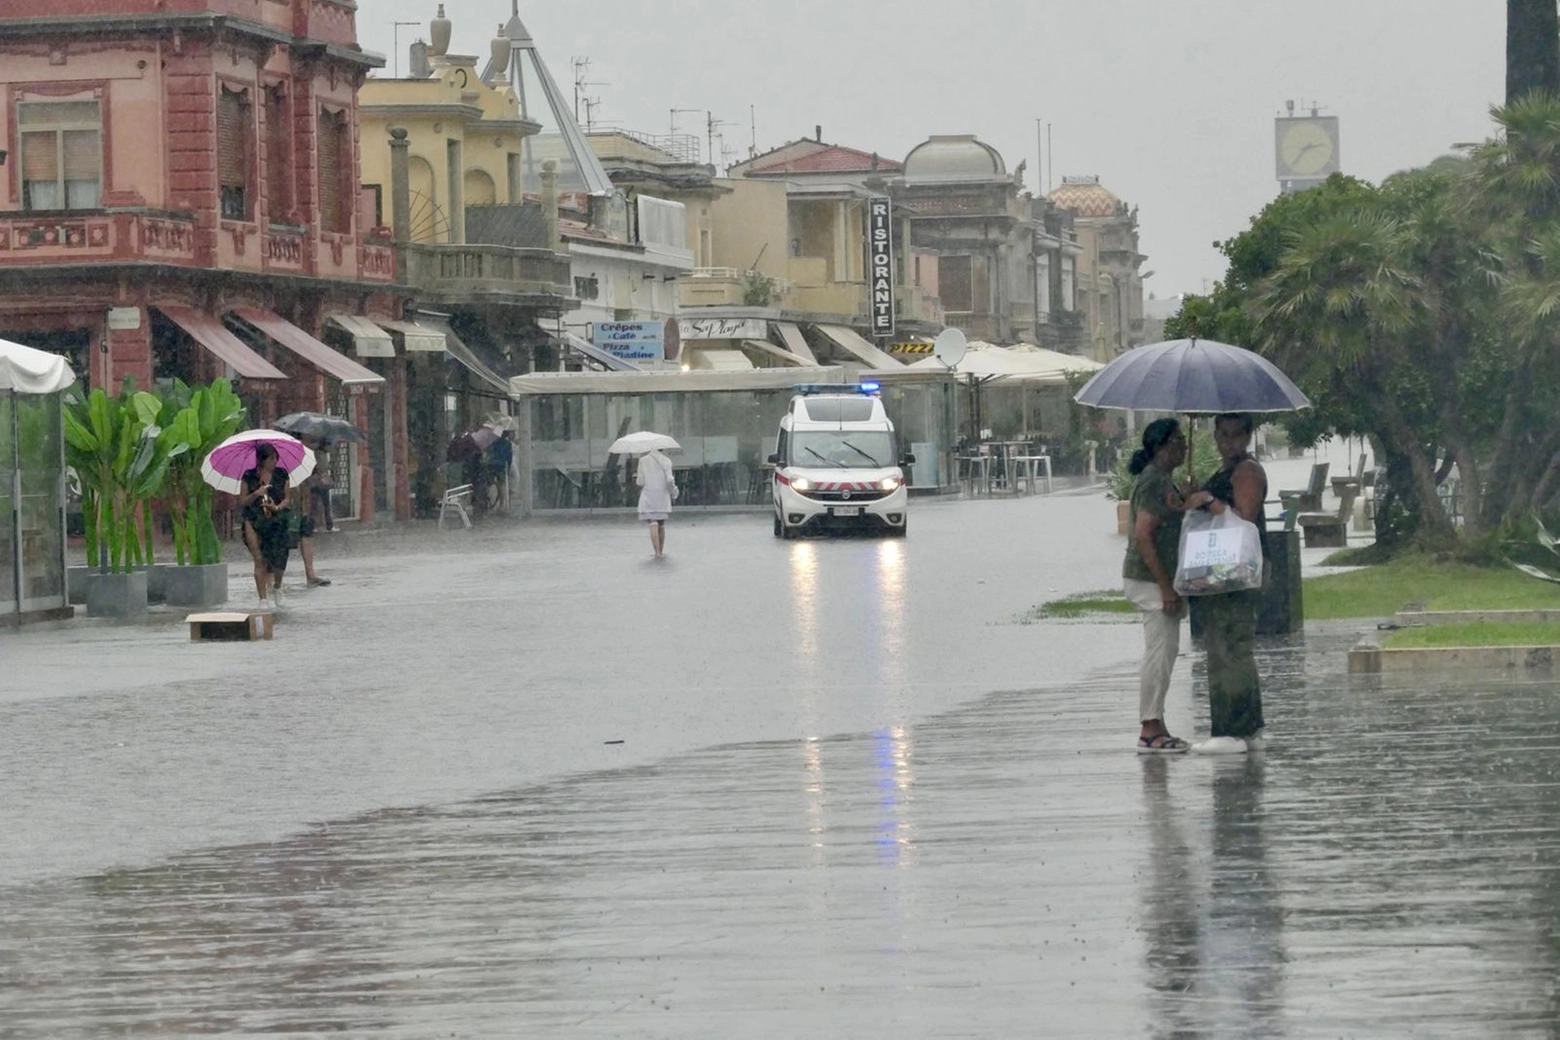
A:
328,314,395,358
816,324,903,368
740,339,811,367
772,322,817,364
377,319,447,353
510,366,847,396
690,349,754,371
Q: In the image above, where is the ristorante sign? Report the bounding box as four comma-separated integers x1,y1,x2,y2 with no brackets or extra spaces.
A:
867,196,895,337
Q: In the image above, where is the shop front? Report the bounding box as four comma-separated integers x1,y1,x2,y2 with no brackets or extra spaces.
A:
510,367,956,513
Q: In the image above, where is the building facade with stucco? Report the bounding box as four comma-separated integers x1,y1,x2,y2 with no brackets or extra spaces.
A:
1046,175,1147,362
891,135,1083,352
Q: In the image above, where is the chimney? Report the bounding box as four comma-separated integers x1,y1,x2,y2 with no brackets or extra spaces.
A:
409,39,431,79
815,125,822,143
870,152,880,171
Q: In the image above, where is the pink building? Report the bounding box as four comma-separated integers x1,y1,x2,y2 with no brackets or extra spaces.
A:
0,0,416,520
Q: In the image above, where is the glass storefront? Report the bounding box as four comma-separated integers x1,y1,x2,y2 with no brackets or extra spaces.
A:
521,374,955,512
1,391,68,619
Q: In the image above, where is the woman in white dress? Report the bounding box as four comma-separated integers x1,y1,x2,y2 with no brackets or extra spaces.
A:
635,449,678,558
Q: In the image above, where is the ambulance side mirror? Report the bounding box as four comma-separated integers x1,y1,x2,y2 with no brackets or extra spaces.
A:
767,453,780,465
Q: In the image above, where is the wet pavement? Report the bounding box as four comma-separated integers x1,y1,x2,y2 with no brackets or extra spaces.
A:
3,447,1557,1037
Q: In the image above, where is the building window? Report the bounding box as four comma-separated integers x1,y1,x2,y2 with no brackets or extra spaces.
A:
574,274,600,300
18,99,102,211
1036,254,1052,317
218,85,253,221
939,255,973,312
1061,257,1076,311
265,85,292,223
316,109,349,233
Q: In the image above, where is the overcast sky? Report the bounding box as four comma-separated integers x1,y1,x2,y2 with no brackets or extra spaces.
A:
358,0,1505,297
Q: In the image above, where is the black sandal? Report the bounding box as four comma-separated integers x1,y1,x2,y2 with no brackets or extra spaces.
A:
1137,733,1190,754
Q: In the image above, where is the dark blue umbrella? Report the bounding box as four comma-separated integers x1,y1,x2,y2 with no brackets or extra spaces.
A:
1073,338,1310,414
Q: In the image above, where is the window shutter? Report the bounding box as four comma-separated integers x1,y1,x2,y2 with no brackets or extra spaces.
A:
62,130,99,181
218,88,248,189
317,111,342,231
21,130,59,182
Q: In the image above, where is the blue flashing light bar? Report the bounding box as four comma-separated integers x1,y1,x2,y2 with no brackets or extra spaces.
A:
794,382,882,396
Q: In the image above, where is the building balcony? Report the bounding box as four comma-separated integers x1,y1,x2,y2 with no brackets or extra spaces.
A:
678,268,793,310
406,243,573,310
0,210,197,268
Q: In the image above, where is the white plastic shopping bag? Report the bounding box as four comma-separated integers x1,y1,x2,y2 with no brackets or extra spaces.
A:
1174,509,1264,596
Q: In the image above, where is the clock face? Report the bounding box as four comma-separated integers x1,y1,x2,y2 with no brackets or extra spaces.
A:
1278,120,1337,178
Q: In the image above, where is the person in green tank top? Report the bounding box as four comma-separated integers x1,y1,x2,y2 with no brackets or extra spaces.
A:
1121,418,1218,753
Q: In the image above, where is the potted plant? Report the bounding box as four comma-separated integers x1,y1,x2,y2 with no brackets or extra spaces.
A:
64,383,173,617
156,379,246,607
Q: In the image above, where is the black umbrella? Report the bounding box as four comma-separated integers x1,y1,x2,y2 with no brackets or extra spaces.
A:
274,412,367,446
1073,338,1310,414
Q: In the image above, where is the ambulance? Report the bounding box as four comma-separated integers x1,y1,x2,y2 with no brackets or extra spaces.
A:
769,384,911,538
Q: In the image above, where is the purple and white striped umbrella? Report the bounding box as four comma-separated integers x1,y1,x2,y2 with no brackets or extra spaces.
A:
201,429,316,494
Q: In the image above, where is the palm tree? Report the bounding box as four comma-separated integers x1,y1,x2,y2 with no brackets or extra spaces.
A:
1250,207,1462,543
1508,0,1560,104
1466,93,1560,529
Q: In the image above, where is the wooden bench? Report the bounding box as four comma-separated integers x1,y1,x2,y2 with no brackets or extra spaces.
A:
1298,484,1360,548
1279,462,1330,514
188,611,274,642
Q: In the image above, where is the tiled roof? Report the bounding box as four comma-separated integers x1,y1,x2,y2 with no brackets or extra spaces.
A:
744,143,902,176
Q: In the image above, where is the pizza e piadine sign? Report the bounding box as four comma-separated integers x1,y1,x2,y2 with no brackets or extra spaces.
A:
867,197,895,337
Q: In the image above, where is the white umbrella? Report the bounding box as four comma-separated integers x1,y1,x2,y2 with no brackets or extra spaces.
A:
609,431,682,455
201,429,316,494
0,337,75,394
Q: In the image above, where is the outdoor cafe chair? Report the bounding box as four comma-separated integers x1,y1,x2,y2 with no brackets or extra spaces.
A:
438,484,474,530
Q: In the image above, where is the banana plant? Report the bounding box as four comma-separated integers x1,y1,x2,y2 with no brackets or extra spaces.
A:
157,379,245,566
64,383,174,574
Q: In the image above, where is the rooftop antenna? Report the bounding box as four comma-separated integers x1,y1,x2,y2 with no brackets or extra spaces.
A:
706,111,735,173
583,95,605,132
669,107,700,135
570,57,609,123
391,21,420,79
749,104,757,158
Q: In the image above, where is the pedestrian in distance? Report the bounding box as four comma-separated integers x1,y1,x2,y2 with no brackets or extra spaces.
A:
294,436,333,588
238,442,291,608
635,448,678,559
1191,412,1270,755
1122,418,1217,754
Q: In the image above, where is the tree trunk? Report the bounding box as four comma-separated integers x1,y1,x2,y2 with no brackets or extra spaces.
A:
1508,0,1560,103
1380,403,1458,544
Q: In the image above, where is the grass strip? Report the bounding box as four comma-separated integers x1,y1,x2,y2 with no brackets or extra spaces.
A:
1384,621,1560,649
1031,591,1137,620
1305,558,1560,620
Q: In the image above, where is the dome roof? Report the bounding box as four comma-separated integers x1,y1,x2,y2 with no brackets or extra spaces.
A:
1049,176,1122,217
903,135,1007,183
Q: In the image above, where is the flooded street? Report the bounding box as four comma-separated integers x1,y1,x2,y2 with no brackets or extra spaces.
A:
3,460,1557,1036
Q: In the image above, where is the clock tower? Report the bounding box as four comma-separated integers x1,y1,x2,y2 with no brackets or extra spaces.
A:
1275,101,1340,195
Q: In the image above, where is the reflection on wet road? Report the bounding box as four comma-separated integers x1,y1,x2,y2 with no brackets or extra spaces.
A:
4,627,1558,1035
1,483,1557,1035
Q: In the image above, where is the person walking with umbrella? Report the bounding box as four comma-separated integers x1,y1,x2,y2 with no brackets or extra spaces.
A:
204,430,316,608
612,431,682,559
1191,413,1270,754
237,443,292,607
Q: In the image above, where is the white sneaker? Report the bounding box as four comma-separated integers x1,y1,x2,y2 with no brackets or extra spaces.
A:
1246,731,1267,753
271,586,286,608
1192,736,1250,756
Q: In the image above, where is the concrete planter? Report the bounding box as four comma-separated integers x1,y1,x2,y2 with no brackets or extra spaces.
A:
161,564,230,609
86,570,148,618
67,565,91,605
145,564,169,604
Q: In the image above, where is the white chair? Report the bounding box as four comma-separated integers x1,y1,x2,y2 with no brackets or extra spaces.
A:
439,484,474,530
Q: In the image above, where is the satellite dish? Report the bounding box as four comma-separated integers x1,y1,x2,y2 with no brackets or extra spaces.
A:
933,328,968,369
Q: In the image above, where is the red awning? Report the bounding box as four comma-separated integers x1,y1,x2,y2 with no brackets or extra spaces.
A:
154,305,286,381
228,308,386,388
